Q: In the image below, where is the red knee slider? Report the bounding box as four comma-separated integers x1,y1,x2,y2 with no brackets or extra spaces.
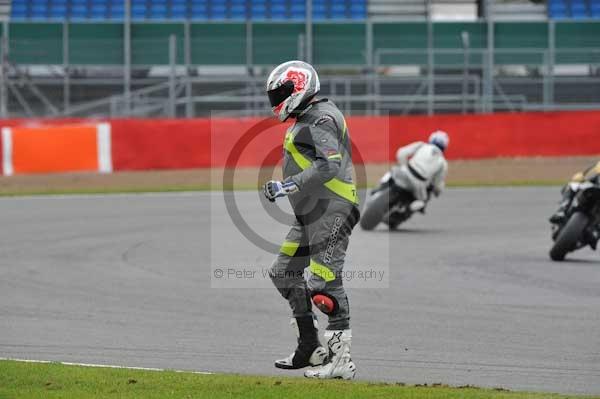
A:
312,294,336,314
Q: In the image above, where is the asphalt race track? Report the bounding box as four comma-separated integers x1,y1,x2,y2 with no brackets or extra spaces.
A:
1,187,599,395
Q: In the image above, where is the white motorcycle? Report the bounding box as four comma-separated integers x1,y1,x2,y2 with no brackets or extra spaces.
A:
360,166,428,231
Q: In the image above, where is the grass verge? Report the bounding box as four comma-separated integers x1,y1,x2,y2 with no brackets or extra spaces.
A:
0,186,214,197
0,181,564,197
0,360,596,399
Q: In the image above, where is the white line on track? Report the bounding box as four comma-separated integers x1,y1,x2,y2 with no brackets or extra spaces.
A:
0,357,213,375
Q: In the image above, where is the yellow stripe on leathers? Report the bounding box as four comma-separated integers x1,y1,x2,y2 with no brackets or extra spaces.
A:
280,240,300,257
309,259,336,282
284,128,358,205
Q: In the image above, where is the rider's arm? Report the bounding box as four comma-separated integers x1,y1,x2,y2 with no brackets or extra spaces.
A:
430,160,448,197
287,115,341,191
396,142,424,165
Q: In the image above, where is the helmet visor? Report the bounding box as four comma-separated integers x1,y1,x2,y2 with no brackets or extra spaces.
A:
267,80,295,107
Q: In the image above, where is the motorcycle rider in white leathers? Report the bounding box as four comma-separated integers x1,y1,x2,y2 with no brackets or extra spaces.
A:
393,131,449,212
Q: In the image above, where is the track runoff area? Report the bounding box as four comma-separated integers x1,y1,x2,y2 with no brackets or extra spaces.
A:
0,187,599,398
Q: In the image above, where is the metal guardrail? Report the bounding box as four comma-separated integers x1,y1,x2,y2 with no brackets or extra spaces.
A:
31,74,520,118
18,72,600,118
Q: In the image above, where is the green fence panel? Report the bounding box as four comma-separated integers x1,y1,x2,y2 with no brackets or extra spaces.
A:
434,22,486,48
494,22,547,65
191,23,245,65
556,21,600,47
10,23,62,64
313,23,365,65
373,22,427,65
69,23,123,65
555,22,600,64
495,22,548,48
10,20,600,68
495,22,547,65
433,22,486,66
253,23,304,65
131,23,184,65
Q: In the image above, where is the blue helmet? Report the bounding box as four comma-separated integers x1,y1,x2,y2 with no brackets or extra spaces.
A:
429,130,449,152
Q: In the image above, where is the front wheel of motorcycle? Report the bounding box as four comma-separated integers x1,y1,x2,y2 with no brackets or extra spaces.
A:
360,187,398,231
549,211,589,261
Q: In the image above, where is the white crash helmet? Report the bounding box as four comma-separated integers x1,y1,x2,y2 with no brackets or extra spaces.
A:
266,60,320,122
429,130,450,152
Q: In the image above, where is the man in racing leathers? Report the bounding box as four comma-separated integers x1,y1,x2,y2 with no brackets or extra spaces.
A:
262,60,359,380
393,131,450,212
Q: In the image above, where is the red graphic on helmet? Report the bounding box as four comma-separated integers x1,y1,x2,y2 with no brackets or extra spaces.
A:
273,102,285,115
285,69,308,93
272,68,309,117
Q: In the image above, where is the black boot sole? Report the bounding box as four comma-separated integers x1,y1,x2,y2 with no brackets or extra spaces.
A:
274,345,326,370
274,361,309,370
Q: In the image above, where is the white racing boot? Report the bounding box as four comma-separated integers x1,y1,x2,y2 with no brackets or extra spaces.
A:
304,329,356,380
275,317,328,370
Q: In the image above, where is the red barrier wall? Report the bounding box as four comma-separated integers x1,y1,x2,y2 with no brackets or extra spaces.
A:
110,119,211,170
2,110,600,173
387,111,600,160
109,110,600,170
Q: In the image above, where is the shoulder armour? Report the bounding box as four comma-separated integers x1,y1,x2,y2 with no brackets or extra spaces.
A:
312,114,335,127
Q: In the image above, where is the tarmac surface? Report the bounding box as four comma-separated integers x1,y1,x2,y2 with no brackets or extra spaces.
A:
0,187,599,394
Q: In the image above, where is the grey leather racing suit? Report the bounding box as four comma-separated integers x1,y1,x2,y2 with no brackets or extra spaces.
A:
269,98,360,331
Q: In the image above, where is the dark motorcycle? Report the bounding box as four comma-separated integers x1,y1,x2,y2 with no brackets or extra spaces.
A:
360,166,426,231
549,181,600,261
